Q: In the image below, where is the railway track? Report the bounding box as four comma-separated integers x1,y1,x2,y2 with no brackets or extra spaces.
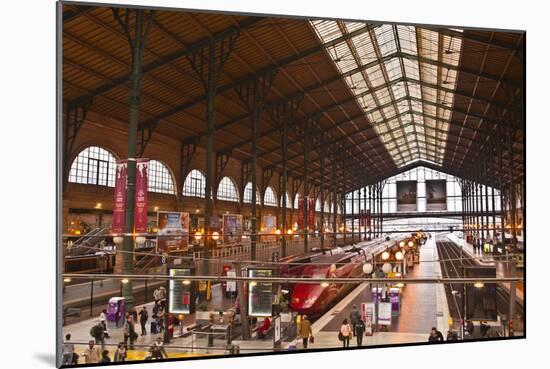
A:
435,238,524,326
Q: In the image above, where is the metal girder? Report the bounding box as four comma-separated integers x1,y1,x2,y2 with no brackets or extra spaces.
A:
63,4,94,23
240,159,253,203
234,69,278,112
426,27,523,53
215,148,232,188
261,167,274,194
135,23,371,132
180,137,198,186
63,99,93,187
266,93,304,129
68,17,261,108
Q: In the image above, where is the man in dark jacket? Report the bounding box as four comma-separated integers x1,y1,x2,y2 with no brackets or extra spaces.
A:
355,319,365,346
139,307,148,336
349,305,361,334
428,327,444,342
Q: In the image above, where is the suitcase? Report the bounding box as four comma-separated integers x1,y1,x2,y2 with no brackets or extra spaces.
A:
151,321,159,334
288,344,297,351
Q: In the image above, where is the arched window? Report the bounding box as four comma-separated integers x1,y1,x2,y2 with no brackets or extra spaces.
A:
183,169,207,198
280,192,292,209
264,187,277,207
68,146,117,187
315,198,321,212
217,177,239,202
148,160,175,195
294,194,300,209
244,182,261,204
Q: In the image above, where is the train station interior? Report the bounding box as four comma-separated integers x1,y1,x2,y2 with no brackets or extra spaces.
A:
55,1,526,366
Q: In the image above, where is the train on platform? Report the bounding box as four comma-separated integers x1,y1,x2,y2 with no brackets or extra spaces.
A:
288,234,426,319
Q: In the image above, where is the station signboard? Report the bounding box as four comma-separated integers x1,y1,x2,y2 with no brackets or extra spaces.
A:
248,268,274,317
378,302,392,326
167,266,195,315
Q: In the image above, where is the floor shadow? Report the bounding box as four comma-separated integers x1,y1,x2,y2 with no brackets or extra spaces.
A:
34,352,57,366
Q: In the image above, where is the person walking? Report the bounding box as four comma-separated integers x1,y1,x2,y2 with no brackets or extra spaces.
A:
82,340,101,364
299,314,313,349
139,307,149,336
62,334,75,365
354,319,365,347
340,319,352,348
349,304,361,334
114,343,127,362
90,322,105,350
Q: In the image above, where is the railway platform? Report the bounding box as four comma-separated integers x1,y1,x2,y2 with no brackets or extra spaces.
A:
289,236,450,349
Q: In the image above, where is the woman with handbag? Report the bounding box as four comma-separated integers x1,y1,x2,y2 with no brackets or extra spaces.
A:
340,319,352,348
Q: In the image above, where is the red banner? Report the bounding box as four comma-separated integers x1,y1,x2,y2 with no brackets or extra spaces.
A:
297,197,305,229
308,197,315,229
112,160,127,234
134,159,149,233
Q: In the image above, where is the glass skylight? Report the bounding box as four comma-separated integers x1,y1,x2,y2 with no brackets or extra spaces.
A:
310,20,463,167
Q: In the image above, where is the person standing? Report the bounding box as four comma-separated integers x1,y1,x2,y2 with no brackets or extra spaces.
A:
354,319,365,347
99,350,111,363
153,288,161,305
123,315,136,349
349,304,361,334
340,319,352,348
139,307,149,336
299,314,313,349
99,309,110,338
114,342,127,362
428,327,444,342
82,340,101,364
62,334,75,365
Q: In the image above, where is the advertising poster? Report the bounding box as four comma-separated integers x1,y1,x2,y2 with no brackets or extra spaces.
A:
361,302,375,336
297,196,305,229
262,215,277,242
223,214,243,245
308,197,315,229
112,160,127,234
157,211,189,252
134,159,149,233
426,179,447,211
378,302,392,326
396,181,417,211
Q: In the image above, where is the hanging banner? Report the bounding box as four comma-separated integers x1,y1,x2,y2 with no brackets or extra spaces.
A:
297,197,305,229
112,160,127,234
396,181,417,211
426,180,447,211
157,211,189,252
134,159,149,233
308,197,315,229
222,214,243,245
